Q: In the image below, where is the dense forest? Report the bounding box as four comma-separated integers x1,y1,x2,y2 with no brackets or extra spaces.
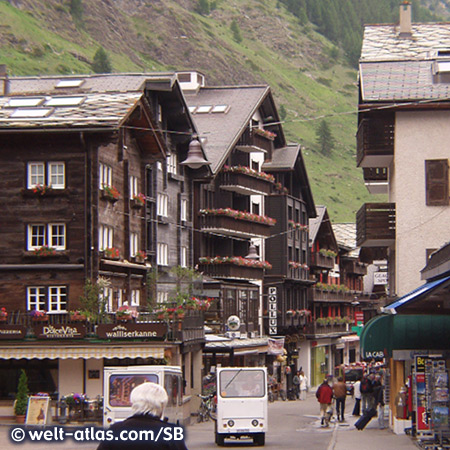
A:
279,0,440,65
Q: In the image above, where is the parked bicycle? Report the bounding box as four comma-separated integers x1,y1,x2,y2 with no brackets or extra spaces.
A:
197,393,216,422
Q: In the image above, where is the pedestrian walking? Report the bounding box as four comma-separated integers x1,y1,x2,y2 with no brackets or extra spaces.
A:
333,376,347,422
293,371,300,399
97,382,188,450
360,374,374,414
299,371,308,401
352,377,362,416
373,374,385,429
316,378,333,427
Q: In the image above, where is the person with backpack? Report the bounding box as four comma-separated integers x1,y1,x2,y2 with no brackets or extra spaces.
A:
316,378,333,427
360,374,374,414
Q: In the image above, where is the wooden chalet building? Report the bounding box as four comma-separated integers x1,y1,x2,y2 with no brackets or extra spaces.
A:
0,70,206,420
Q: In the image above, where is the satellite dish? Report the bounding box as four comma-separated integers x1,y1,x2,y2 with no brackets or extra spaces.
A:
227,315,241,331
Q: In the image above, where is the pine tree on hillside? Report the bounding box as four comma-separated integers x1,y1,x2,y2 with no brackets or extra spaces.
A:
92,47,112,74
316,119,335,156
230,19,243,43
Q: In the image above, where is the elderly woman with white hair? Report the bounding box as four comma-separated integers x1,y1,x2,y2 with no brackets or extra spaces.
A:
97,382,188,450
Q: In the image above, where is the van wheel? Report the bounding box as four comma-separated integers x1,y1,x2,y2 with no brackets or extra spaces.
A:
253,433,265,446
215,432,225,446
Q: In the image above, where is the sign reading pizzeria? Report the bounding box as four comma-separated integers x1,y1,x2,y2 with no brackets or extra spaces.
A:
34,324,86,339
97,323,167,339
0,325,27,340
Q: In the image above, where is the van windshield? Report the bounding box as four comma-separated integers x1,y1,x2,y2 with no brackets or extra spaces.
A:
219,370,265,398
345,369,363,382
109,375,159,407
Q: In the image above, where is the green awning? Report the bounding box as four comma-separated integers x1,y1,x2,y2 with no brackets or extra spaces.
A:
360,314,450,360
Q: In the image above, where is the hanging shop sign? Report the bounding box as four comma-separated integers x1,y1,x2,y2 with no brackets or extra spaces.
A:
0,325,27,340
34,324,86,339
97,323,167,339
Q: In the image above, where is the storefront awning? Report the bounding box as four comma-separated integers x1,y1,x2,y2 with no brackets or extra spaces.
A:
360,314,450,360
381,275,450,313
0,345,165,360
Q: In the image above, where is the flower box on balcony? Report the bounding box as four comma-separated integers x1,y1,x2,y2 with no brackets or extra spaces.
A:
198,256,271,280
32,246,58,257
102,247,120,260
199,208,275,238
130,193,145,209
220,166,274,196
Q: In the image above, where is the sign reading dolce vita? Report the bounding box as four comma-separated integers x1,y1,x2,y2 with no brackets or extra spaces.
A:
97,323,167,339
34,324,86,339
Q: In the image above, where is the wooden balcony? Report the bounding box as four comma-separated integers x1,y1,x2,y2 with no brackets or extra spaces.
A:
356,203,396,247
357,116,394,168
220,170,273,196
342,260,367,276
197,262,265,280
199,213,274,238
363,168,388,195
287,266,312,282
304,322,350,336
310,252,335,270
311,287,357,303
235,128,274,153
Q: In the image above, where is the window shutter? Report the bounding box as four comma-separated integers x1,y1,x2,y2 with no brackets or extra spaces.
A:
425,159,449,206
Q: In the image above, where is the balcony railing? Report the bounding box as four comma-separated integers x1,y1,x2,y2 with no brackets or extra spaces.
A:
0,310,204,344
235,128,274,153
356,203,396,247
287,266,311,282
199,212,274,238
310,252,335,269
304,322,350,335
356,117,394,168
363,168,388,195
220,170,273,196
342,260,367,276
197,262,265,280
311,287,358,303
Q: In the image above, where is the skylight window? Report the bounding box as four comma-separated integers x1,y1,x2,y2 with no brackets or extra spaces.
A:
6,98,44,108
56,79,84,88
10,108,53,118
45,96,85,106
212,104,229,113
188,106,197,113
195,105,212,114
436,61,450,73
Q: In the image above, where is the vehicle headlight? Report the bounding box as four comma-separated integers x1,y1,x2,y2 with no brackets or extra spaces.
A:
252,420,259,427
227,420,235,427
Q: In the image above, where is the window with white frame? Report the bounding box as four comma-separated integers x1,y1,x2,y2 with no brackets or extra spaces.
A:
99,163,112,189
27,162,65,189
157,194,168,217
99,225,114,250
130,289,140,307
167,154,177,175
130,232,139,257
157,291,168,304
27,286,67,312
28,224,66,250
117,289,124,308
181,198,188,222
129,175,138,199
102,287,114,312
181,246,188,268
156,161,162,171
157,243,168,266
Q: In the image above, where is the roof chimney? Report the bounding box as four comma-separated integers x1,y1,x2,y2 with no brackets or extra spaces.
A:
0,64,10,96
399,1,412,37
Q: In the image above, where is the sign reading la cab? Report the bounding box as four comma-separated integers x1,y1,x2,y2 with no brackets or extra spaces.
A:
34,324,86,339
97,323,167,339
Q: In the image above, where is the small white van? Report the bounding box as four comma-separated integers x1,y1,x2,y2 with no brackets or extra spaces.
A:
103,365,183,427
215,367,267,446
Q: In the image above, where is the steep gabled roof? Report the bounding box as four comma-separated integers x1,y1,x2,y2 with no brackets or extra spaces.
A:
308,206,337,251
332,223,360,259
184,85,284,174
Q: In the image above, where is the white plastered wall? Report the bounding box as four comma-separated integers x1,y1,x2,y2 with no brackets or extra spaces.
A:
393,111,450,295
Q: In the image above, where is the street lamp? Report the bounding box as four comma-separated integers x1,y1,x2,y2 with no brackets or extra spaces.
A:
180,136,211,169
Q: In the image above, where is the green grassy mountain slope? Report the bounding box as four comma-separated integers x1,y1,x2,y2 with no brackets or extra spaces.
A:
0,0,391,221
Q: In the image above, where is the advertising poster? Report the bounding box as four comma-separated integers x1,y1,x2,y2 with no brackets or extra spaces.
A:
26,396,50,426
415,356,431,432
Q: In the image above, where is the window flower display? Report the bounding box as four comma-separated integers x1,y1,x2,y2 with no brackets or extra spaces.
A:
131,193,146,207
288,220,308,231
32,184,52,196
101,185,120,201
0,307,7,322
253,127,277,140
116,305,139,321
199,208,276,226
30,310,48,322
33,245,57,257
288,261,309,270
103,247,120,260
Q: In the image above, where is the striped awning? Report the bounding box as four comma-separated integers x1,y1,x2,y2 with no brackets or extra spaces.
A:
0,345,165,360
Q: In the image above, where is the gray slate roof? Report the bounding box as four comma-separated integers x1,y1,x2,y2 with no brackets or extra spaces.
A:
184,86,270,174
308,205,327,245
0,73,177,129
261,144,300,171
360,23,450,102
332,223,360,258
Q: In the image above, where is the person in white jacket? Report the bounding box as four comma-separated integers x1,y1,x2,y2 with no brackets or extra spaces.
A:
299,371,308,400
352,378,362,416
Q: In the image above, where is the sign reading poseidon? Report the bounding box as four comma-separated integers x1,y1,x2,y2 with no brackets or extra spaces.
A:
34,324,86,339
